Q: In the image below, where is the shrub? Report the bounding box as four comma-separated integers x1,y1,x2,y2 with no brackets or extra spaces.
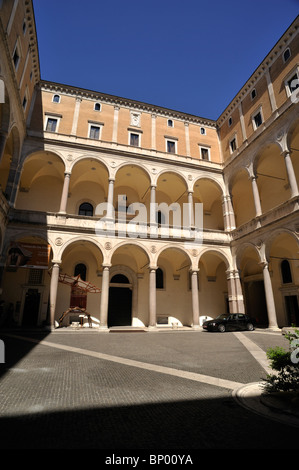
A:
263,328,299,393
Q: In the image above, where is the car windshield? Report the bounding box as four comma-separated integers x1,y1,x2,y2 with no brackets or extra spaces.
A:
216,314,230,320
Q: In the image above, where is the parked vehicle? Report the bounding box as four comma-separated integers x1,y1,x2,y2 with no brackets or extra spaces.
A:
202,313,255,332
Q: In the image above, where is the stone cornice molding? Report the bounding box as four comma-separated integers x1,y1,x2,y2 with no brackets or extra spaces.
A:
217,16,299,126
39,80,217,129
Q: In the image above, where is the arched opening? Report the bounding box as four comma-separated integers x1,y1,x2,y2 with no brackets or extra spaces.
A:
108,272,132,327
1,235,52,327
268,232,299,326
156,172,188,229
238,245,268,326
193,178,224,230
198,250,229,317
69,158,109,215
15,151,65,212
156,246,191,326
59,240,102,326
230,169,255,227
255,144,290,213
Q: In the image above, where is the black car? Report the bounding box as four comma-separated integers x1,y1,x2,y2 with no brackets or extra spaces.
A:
202,313,255,332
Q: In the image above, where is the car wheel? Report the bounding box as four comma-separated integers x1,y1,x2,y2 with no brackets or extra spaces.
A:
246,322,254,331
218,324,225,333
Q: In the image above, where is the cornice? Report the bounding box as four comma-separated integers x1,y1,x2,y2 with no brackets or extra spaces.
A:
39,80,217,128
216,15,299,127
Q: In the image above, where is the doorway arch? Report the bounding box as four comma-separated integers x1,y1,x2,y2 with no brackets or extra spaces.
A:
108,265,137,327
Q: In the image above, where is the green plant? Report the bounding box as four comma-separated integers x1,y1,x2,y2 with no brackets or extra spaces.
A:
263,328,299,393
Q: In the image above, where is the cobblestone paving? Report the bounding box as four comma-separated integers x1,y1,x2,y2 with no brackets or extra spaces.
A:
0,329,297,450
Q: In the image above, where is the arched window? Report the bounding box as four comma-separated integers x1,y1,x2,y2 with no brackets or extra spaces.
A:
281,259,292,284
94,102,101,111
156,268,164,289
110,274,130,284
79,202,93,216
157,211,165,225
74,263,87,281
53,94,60,103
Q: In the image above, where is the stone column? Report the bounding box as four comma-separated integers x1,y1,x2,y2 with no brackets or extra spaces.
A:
283,151,299,198
49,261,61,329
106,178,115,219
250,175,262,217
151,114,156,150
71,97,82,135
226,195,236,230
226,269,245,313
150,185,157,236
188,191,194,228
99,265,111,329
261,261,279,330
190,270,200,328
148,267,157,328
59,172,71,213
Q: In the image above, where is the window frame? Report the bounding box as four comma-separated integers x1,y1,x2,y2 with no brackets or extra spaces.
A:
165,138,177,154
52,94,61,103
167,119,174,128
129,131,141,147
251,107,264,131
283,47,291,63
44,115,60,133
284,66,299,98
94,102,101,111
199,145,210,161
229,135,237,154
88,122,102,140
12,39,21,71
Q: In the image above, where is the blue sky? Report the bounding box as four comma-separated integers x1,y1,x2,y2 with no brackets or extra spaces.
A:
32,0,299,120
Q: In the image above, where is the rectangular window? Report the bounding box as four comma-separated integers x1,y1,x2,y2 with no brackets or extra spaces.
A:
287,73,299,94
89,125,100,139
230,137,236,153
130,133,139,146
46,118,58,132
167,140,176,153
200,147,210,160
254,112,262,128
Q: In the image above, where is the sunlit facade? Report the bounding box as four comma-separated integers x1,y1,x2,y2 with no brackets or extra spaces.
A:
0,1,298,330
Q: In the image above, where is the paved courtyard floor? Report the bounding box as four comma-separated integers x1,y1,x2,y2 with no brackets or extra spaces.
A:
0,328,298,454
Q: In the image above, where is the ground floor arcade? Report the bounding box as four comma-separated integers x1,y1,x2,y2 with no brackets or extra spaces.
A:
0,227,298,330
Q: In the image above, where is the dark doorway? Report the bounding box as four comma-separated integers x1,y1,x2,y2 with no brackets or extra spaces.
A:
108,286,132,327
244,280,268,327
22,288,40,326
285,295,299,326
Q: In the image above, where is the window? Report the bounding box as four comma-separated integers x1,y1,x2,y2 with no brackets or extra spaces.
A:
13,45,20,70
200,127,206,135
89,124,101,139
52,94,60,103
74,263,87,281
167,119,173,127
94,102,101,111
283,48,291,63
156,268,164,289
281,260,292,284
130,133,140,147
166,140,176,154
230,137,237,153
45,117,58,132
251,88,257,100
79,202,93,216
22,93,27,110
200,147,210,161
287,73,299,94
228,117,232,127
252,109,263,130
22,19,27,35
